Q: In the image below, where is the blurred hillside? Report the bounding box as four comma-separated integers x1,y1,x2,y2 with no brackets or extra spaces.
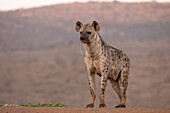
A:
0,2,170,51
0,2,170,108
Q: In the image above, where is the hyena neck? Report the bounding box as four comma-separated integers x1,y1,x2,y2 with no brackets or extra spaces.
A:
84,33,105,59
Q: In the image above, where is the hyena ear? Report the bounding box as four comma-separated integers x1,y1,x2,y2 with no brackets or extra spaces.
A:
91,21,100,31
75,21,83,32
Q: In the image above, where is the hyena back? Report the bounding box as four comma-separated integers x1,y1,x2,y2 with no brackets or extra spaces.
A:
75,21,130,108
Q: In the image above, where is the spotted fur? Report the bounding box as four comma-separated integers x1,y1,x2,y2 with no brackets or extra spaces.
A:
75,21,130,108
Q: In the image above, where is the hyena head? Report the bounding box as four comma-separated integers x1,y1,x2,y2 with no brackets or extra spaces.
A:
75,21,100,44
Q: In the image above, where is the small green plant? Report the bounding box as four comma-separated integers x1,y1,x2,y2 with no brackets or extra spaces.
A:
21,100,68,107
0,100,68,107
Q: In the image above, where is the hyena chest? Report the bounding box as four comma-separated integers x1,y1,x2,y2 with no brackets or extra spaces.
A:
93,60,102,76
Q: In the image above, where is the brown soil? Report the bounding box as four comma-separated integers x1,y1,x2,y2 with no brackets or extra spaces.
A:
0,107,170,113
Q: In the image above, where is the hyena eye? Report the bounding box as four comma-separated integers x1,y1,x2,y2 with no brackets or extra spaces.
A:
87,31,91,34
80,31,83,34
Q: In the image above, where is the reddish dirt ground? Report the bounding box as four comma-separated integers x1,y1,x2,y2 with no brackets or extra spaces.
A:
0,107,170,113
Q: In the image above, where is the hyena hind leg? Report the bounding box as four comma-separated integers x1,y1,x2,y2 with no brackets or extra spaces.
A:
109,77,122,106
117,68,129,108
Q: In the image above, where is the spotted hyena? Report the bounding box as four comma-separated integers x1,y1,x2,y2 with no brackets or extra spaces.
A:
75,21,130,108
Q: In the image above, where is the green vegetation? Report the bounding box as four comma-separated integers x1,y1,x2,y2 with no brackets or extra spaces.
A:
0,100,68,107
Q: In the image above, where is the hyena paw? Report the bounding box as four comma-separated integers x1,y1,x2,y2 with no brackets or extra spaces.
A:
99,104,107,108
115,104,126,108
85,104,94,108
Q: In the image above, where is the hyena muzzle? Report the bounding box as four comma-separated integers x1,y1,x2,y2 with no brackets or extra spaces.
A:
75,21,130,108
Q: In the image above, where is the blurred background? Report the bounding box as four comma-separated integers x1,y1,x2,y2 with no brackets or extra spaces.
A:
0,0,170,108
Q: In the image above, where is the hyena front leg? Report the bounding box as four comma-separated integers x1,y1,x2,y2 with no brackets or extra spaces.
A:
99,74,108,108
99,53,110,108
85,73,96,108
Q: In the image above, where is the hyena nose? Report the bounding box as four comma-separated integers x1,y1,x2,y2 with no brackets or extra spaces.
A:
80,36,85,40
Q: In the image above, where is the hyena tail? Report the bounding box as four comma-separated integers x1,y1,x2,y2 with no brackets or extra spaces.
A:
117,70,121,81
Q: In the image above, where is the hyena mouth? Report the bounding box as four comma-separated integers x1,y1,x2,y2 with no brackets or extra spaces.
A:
80,37,90,44
80,39,86,44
